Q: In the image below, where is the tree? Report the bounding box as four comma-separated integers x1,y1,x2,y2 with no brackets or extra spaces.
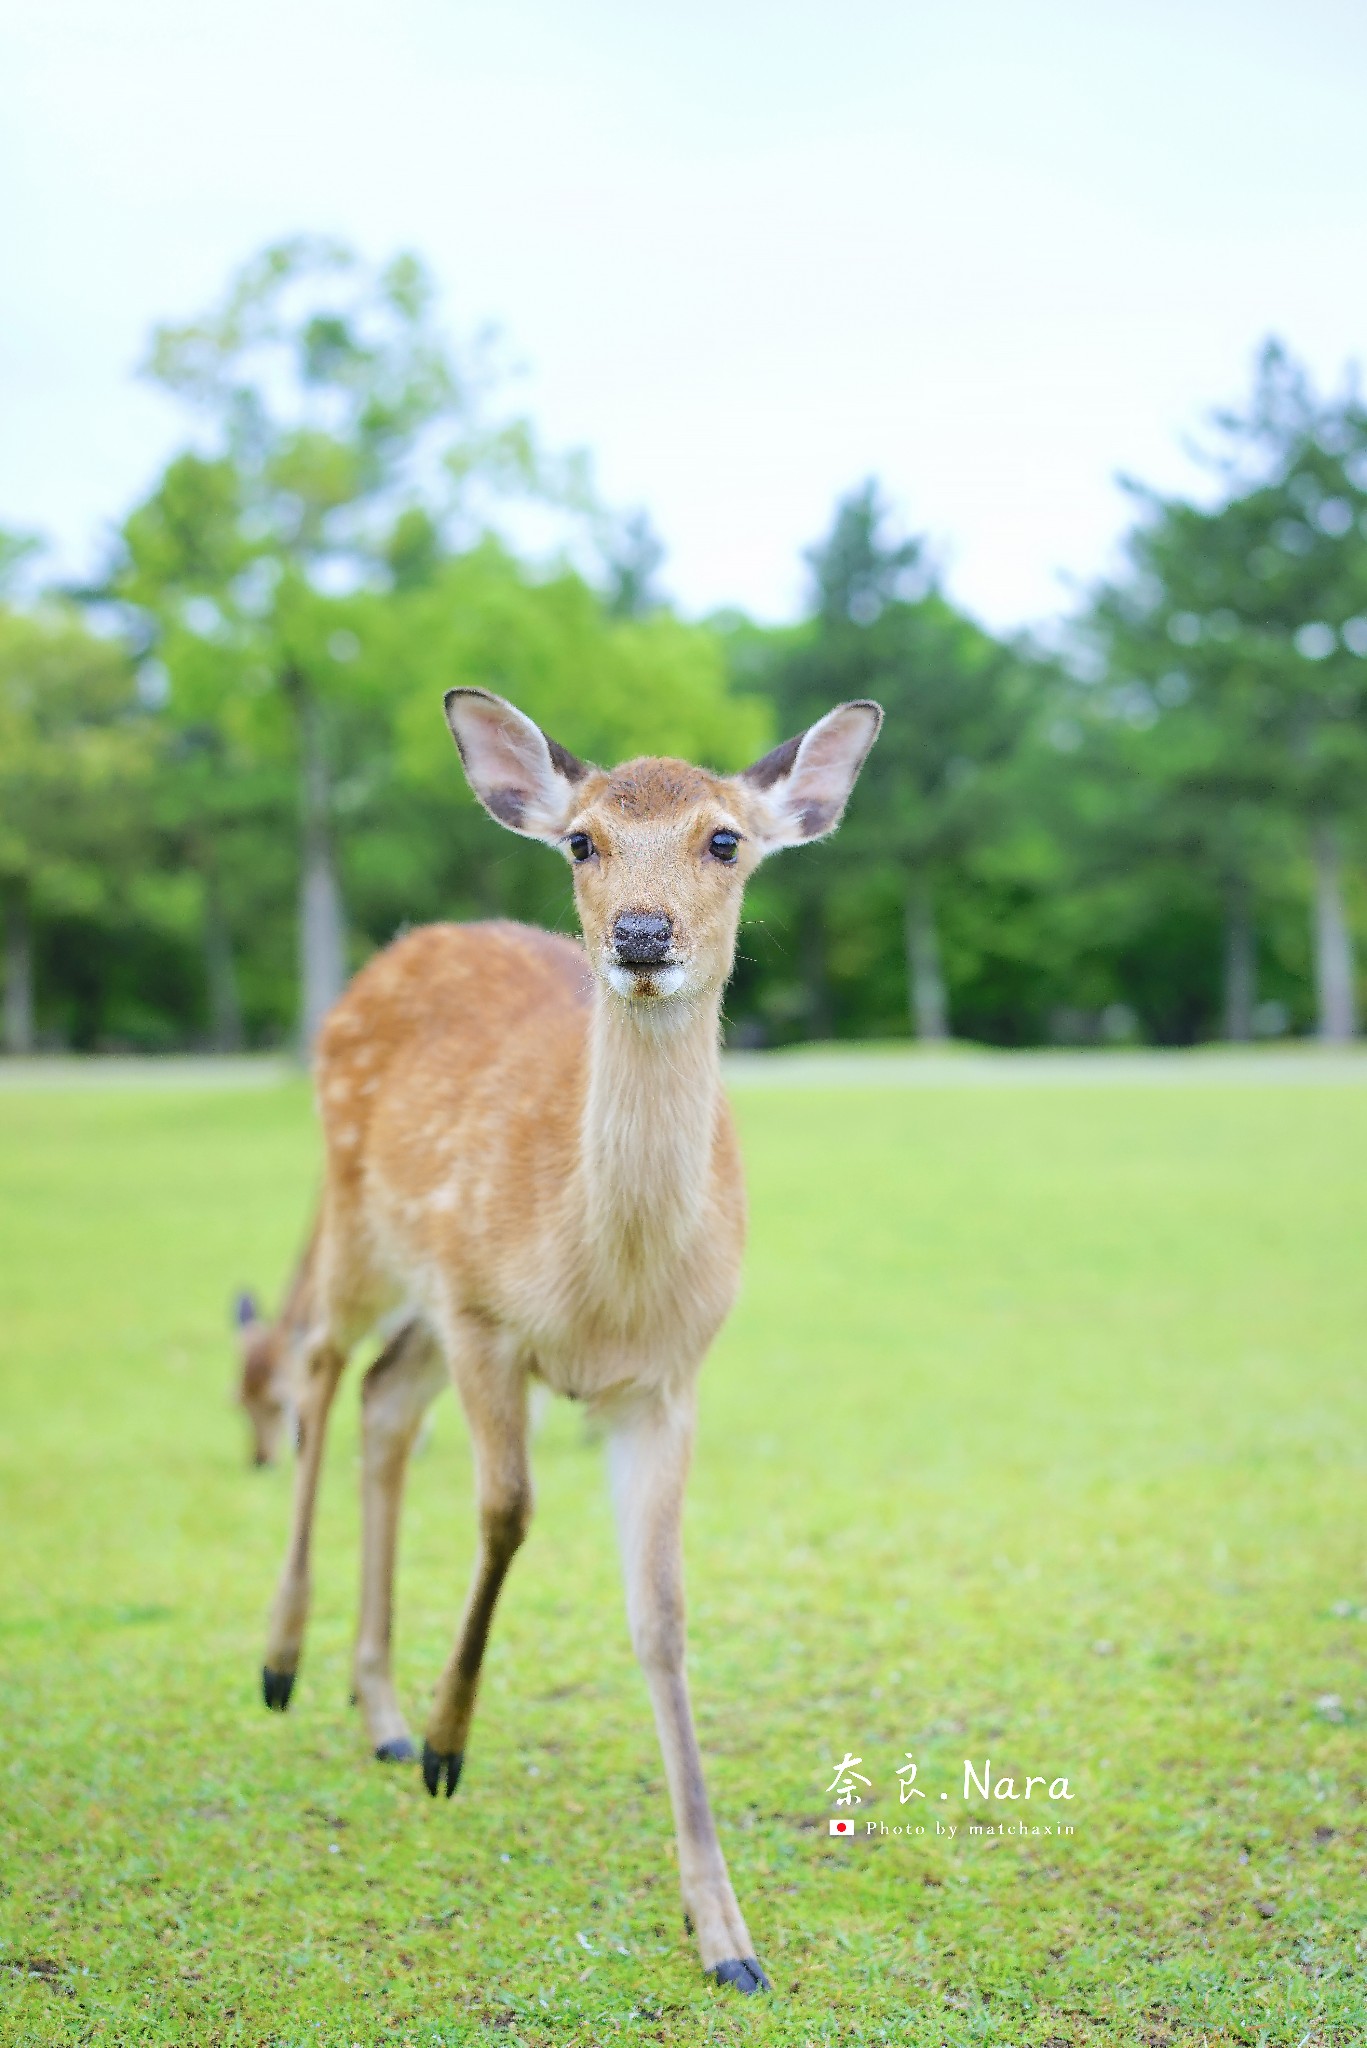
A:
112,453,267,1047
804,478,925,628
604,509,667,619
0,602,148,1052
1085,343,1367,1042
759,484,1035,1041
122,236,560,1052
1082,557,1278,1041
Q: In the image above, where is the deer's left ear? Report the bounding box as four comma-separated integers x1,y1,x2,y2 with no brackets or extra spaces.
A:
444,687,593,841
740,699,883,851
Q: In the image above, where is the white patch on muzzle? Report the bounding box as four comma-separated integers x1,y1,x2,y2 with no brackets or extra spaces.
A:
605,962,688,1002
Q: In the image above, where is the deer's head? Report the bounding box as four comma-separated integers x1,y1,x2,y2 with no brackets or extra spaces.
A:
444,689,882,1016
233,1292,292,1466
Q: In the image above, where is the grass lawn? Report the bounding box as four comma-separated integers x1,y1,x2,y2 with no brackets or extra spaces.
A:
2,1064,1366,2045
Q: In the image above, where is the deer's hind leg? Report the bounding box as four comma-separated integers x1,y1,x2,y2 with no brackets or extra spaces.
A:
261,1324,346,1711
353,1319,446,1761
260,1199,376,1714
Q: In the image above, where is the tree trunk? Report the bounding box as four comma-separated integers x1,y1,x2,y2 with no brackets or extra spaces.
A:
1222,876,1255,1042
202,858,244,1053
1310,817,1358,1043
296,682,346,1058
3,887,34,1054
905,876,949,1041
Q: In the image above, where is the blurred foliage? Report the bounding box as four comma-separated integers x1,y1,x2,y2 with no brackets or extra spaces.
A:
2,280,1366,1051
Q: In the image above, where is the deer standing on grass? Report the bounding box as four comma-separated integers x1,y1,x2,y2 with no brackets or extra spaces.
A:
242,686,882,1994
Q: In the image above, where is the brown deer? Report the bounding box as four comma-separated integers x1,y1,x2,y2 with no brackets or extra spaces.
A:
234,1256,310,1467
249,686,881,1994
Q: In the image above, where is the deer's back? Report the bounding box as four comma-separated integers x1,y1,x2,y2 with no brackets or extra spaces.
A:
315,918,591,1236
321,914,587,1061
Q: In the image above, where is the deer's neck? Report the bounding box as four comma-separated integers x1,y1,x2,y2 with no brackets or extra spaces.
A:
579,988,723,1287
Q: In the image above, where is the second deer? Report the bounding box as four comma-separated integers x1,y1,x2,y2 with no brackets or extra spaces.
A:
246,686,882,1992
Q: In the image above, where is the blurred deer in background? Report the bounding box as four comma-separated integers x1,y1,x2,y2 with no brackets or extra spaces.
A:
243,686,881,1992
234,1267,307,1468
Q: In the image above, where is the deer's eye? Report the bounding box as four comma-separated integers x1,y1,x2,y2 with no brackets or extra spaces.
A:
568,832,594,863
709,829,740,863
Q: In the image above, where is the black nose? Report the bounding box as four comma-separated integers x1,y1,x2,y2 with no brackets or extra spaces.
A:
613,911,672,966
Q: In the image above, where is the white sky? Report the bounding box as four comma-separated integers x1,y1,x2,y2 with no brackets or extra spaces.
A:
3,0,1366,632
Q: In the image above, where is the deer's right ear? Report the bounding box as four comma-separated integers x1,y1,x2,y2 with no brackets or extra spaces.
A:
444,688,593,841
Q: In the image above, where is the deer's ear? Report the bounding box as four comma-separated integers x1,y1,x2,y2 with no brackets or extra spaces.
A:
444,688,593,840
740,699,883,851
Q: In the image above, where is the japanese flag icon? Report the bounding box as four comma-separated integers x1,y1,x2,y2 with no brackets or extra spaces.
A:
829,1816,857,1836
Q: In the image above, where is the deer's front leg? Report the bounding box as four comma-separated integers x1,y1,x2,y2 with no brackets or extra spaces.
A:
422,1329,531,1796
606,1390,770,1995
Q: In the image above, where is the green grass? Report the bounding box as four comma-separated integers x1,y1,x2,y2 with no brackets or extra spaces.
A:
2,1070,1366,2046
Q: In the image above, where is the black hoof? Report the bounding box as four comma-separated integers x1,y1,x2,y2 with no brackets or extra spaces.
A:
711,1957,771,1995
262,1666,295,1712
422,1742,463,1797
375,1737,417,1763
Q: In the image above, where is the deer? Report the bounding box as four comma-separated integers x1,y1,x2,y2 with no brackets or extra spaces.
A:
234,1267,308,1468
246,685,882,1994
